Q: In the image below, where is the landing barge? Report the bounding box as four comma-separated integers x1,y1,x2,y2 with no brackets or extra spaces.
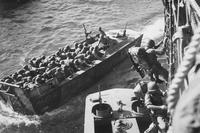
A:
0,29,142,115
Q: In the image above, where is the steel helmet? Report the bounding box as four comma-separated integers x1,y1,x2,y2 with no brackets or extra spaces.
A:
141,39,155,49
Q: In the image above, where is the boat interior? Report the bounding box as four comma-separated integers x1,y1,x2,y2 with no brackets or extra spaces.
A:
91,102,151,133
85,89,152,133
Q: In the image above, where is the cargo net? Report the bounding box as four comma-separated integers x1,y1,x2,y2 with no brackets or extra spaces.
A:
166,0,200,123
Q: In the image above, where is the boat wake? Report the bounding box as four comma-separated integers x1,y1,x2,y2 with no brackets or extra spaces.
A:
0,101,40,132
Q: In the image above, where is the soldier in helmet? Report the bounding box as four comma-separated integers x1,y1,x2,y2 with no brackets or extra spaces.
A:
11,72,18,82
97,27,110,49
74,59,91,70
62,64,72,78
34,74,45,85
84,51,96,65
74,43,79,49
131,80,149,113
75,44,84,55
80,46,89,54
36,67,46,75
23,65,30,71
64,45,75,53
129,46,168,83
29,57,37,67
18,69,26,77
142,38,167,56
144,81,168,133
54,67,65,82
82,24,96,45
16,74,23,82
145,81,167,112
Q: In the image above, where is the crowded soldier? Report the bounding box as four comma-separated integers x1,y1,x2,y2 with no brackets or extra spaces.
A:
97,27,110,50
54,67,65,82
0,27,112,95
83,24,98,45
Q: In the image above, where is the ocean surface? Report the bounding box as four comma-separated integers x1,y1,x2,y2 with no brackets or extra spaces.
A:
0,0,164,133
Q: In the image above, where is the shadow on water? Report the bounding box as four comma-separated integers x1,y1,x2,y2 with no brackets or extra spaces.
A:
0,0,30,14
75,0,114,5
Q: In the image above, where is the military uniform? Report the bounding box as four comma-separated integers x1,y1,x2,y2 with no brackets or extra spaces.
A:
129,47,168,83
144,81,168,133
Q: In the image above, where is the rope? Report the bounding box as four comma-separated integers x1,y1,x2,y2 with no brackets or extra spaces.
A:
167,27,200,114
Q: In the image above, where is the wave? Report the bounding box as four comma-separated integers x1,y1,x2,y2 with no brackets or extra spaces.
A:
141,17,164,45
0,101,40,133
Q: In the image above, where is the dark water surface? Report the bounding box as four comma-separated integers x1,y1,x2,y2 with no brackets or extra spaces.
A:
0,0,163,133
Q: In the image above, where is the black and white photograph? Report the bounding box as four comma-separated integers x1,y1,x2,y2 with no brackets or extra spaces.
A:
0,0,200,133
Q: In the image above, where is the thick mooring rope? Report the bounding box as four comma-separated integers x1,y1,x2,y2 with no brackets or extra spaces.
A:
167,27,200,114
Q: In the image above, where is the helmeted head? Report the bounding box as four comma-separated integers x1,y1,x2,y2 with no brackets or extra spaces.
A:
17,74,23,81
23,65,29,70
90,47,94,52
18,69,25,75
35,75,42,83
75,43,79,49
64,46,70,52
146,39,155,49
24,71,31,77
5,78,12,83
49,56,55,61
84,42,88,47
31,57,36,61
99,27,102,31
71,52,76,58
141,39,155,50
78,44,83,49
41,55,46,60
60,60,65,65
12,72,18,79
74,59,79,65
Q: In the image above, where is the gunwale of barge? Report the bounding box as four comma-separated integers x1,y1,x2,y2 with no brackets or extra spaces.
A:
0,29,143,115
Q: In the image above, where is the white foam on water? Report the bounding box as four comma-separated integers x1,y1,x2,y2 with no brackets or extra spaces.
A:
0,101,40,128
142,18,164,42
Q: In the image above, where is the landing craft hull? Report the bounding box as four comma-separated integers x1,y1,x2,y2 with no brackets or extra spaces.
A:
0,30,142,114
32,32,143,114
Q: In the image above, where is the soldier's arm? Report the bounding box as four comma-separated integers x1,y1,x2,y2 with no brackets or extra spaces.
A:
154,37,167,55
145,93,166,110
154,46,166,55
154,40,163,49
